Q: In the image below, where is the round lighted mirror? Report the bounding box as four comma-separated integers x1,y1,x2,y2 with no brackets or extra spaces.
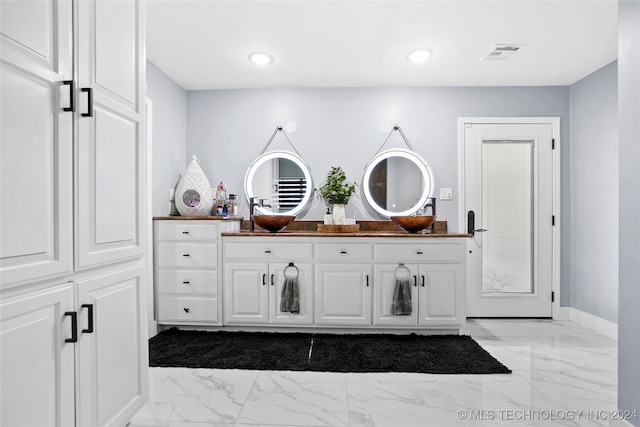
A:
362,149,434,217
244,151,313,216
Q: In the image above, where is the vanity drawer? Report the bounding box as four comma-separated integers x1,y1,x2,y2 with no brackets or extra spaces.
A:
315,243,373,261
374,242,464,263
224,242,313,260
155,221,218,241
156,242,218,268
156,269,218,294
157,295,219,323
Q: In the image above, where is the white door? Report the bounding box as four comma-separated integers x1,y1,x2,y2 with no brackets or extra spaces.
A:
76,265,148,427
373,264,418,326
462,120,556,317
418,264,464,326
0,283,75,427
224,263,269,324
314,264,372,325
270,262,314,325
0,0,73,286
75,0,146,269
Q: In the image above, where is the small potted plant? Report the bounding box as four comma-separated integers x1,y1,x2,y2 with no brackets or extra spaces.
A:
316,166,357,224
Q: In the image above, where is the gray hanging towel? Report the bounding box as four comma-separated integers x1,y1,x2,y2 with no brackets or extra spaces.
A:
280,277,300,313
392,278,412,315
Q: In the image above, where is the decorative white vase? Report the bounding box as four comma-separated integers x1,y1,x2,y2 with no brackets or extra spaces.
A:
175,155,213,217
332,204,346,225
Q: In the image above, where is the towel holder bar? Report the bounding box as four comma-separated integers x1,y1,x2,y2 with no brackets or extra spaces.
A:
395,263,411,280
284,262,299,279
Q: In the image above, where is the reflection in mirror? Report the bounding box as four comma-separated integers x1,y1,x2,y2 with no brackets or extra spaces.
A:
244,151,313,216
363,149,433,217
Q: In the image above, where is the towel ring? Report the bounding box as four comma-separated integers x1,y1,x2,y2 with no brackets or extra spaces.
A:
395,263,411,280
284,262,299,279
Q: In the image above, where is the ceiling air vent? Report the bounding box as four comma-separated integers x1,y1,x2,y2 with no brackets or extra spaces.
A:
480,44,524,61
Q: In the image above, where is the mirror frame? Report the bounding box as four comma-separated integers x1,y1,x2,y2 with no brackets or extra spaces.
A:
362,148,434,218
244,150,313,216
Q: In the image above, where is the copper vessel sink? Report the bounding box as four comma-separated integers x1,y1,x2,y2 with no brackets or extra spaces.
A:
391,216,436,233
252,215,296,233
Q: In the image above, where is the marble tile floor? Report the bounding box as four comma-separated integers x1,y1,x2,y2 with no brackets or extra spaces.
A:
130,319,621,427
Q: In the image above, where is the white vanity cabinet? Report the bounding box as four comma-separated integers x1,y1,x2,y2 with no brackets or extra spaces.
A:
373,241,466,328
223,240,314,325
154,219,240,325
221,235,467,331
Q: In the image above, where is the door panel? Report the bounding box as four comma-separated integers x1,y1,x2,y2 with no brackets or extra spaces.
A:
373,264,417,326
463,121,555,317
75,0,145,269
418,265,462,325
224,263,269,324
270,262,313,325
0,283,75,427
314,264,372,325
76,266,148,427
0,0,73,287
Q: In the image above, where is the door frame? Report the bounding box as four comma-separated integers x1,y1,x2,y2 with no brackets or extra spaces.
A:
458,117,562,319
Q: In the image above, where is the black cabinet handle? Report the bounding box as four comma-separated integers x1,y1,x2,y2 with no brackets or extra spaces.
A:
262,274,267,285
182,231,190,234
421,275,426,287
271,274,274,286
366,275,369,287
62,80,74,112
416,251,424,255
340,250,347,254
81,304,94,333
182,253,190,257
265,250,271,254
81,87,93,117
183,307,190,313
64,311,77,343
182,280,190,284
413,275,418,287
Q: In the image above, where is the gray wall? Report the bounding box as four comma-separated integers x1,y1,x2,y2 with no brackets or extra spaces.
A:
187,87,569,222
146,60,187,216
569,62,618,323
618,0,640,422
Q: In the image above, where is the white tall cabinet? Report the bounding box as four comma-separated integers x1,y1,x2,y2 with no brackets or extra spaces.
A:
0,1,148,426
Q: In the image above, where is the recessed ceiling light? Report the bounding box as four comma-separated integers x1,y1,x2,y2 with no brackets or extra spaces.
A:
249,52,273,66
408,49,431,64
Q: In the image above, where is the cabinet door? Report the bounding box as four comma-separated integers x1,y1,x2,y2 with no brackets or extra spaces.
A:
224,263,269,324
0,0,73,286
1,283,75,427
269,263,313,325
314,264,372,326
418,264,465,327
76,265,148,427
75,0,146,269
373,264,418,326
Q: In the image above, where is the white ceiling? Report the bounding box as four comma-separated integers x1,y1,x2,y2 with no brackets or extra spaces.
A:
146,0,618,90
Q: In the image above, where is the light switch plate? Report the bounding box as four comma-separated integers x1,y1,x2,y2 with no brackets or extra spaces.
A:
440,188,453,201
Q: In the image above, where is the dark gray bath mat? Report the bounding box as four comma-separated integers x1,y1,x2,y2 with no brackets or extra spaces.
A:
149,329,511,374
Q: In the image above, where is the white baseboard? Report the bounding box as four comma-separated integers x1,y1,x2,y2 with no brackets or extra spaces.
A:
567,307,618,340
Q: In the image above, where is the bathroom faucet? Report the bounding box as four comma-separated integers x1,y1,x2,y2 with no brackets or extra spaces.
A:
423,197,436,233
249,197,272,232
423,197,436,216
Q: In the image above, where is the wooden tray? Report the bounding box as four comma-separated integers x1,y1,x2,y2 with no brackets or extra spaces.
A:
316,224,360,233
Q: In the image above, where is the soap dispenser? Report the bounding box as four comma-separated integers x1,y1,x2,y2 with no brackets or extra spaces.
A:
324,208,332,225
